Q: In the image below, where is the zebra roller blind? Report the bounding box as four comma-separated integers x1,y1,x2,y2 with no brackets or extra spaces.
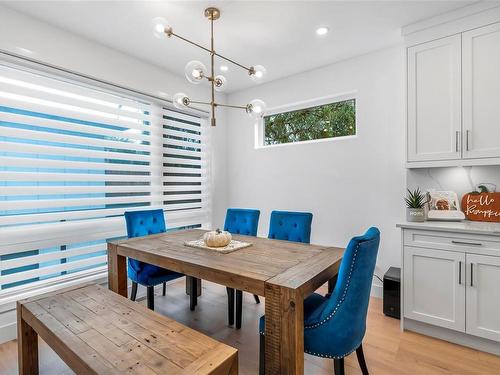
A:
0,62,210,293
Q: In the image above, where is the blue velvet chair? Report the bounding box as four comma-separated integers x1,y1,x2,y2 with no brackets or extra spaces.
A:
268,210,313,243
124,209,185,311
223,208,260,329
258,227,380,375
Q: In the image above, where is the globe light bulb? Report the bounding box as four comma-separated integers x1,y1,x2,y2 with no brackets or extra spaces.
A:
185,60,207,84
249,65,267,83
152,17,172,39
214,75,227,92
173,93,190,109
246,99,267,119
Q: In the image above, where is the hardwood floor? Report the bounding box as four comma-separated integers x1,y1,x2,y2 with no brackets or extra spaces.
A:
1,279,499,374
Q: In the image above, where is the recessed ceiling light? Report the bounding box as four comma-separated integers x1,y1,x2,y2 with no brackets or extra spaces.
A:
220,65,228,72
316,26,329,36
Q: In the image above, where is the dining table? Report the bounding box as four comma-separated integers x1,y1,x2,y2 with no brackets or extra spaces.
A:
107,228,344,375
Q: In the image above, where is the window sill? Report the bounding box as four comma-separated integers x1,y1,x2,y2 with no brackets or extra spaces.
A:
255,134,357,150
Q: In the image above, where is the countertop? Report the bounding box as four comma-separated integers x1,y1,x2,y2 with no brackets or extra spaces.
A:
397,221,500,236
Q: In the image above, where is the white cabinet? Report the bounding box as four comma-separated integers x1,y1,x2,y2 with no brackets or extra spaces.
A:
407,35,462,162
401,227,500,347
404,246,465,331
406,21,500,167
466,253,500,341
462,23,500,159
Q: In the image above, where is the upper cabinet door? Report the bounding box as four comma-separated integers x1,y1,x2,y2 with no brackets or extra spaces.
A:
407,35,462,162
463,22,500,159
466,253,500,342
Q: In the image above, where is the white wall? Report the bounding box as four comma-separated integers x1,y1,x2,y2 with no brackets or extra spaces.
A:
0,5,228,226
225,46,406,283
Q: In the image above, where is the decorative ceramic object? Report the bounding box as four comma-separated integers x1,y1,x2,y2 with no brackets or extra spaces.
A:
406,208,425,222
203,229,232,247
462,192,500,222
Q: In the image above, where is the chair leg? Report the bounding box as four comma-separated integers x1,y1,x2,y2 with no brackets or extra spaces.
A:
146,286,154,310
162,282,166,296
333,358,345,375
356,344,369,375
226,287,235,326
189,277,197,311
254,294,261,304
235,290,242,329
130,281,138,301
328,274,338,294
259,333,265,375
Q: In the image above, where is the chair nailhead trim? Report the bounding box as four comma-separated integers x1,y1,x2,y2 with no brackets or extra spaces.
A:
304,243,360,330
304,348,357,359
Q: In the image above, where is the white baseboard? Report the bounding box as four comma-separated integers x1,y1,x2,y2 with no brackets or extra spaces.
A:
371,282,383,299
404,318,500,356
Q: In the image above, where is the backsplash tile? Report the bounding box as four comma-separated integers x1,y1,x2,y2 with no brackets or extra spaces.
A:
407,166,500,199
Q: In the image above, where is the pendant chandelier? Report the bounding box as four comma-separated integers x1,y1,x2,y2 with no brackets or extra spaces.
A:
153,7,267,126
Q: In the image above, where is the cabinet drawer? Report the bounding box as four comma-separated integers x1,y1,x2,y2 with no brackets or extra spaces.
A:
404,229,500,256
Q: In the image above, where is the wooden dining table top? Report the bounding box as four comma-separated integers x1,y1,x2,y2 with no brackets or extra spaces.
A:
109,228,344,297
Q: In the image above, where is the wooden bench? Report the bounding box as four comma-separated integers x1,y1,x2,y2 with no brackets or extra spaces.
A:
17,283,238,375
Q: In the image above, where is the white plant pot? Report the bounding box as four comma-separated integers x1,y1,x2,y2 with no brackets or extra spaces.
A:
407,208,425,222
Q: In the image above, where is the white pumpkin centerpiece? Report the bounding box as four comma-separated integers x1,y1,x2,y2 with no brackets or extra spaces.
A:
203,228,232,247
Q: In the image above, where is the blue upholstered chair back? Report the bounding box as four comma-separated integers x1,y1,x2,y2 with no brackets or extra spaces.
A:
268,210,313,243
124,209,166,274
303,227,380,358
224,208,260,236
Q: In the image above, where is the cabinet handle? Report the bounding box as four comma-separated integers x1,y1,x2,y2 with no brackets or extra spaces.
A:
451,240,482,246
466,130,470,151
458,261,462,285
470,263,474,287
455,131,460,152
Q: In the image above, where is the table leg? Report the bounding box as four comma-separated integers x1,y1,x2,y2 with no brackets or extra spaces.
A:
107,243,127,297
264,284,304,374
17,303,38,375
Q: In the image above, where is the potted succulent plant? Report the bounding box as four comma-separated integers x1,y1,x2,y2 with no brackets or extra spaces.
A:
405,188,427,222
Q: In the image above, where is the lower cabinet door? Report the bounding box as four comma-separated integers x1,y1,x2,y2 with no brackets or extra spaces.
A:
466,254,500,342
404,246,465,331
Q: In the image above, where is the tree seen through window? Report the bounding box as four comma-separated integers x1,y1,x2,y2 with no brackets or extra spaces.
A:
264,99,356,145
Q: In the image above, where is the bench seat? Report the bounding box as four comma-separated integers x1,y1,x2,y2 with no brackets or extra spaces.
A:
17,283,238,375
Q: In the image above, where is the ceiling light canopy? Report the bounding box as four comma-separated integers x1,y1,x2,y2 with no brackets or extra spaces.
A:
153,7,266,126
316,26,329,36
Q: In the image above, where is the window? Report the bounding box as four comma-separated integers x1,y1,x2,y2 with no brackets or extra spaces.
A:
263,97,356,146
0,62,210,295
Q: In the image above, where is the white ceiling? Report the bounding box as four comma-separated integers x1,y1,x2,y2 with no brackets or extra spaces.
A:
4,0,475,93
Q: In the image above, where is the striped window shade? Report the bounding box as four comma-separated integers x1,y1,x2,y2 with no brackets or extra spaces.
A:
0,62,210,295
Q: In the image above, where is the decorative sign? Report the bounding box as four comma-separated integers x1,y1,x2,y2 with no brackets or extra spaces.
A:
461,192,500,222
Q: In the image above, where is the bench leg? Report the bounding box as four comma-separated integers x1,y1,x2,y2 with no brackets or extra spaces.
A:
162,282,166,297
17,304,38,375
147,286,155,310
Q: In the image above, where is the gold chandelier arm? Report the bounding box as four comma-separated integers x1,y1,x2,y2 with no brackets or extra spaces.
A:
213,53,252,72
216,103,248,110
211,18,216,127
188,100,212,106
168,31,252,73
170,31,212,54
